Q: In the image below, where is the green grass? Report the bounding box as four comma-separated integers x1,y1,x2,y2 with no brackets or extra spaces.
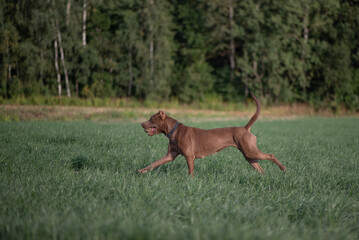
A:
0,118,358,240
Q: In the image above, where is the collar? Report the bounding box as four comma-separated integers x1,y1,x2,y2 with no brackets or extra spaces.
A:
166,121,181,139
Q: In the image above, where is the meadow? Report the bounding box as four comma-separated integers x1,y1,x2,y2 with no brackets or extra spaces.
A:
0,116,358,239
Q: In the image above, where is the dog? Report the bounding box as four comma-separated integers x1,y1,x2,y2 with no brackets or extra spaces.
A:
138,94,286,176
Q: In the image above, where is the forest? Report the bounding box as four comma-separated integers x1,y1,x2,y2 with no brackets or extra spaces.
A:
1,0,358,110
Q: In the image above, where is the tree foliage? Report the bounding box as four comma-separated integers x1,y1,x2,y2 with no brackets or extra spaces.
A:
0,0,358,109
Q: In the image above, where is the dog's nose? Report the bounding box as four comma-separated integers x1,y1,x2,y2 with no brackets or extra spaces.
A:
141,122,145,128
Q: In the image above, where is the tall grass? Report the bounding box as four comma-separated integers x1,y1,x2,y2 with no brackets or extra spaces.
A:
0,95,247,111
0,118,358,239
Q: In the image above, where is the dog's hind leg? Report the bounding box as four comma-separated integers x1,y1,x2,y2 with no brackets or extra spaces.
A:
247,159,265,174
264,153,286,172
248,152,286,173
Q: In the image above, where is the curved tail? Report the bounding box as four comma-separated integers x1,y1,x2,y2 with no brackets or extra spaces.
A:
244,93,261,131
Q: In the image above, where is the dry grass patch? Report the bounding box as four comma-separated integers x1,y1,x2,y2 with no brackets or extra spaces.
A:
0,104,357,122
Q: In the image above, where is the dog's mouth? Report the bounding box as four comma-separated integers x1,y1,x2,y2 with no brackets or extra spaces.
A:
144,127,157,136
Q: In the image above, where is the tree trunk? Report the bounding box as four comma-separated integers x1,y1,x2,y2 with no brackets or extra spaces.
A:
54,37,62,96
8,64,12,82
302,25,308,60
150,39,154,87
301,10,309,61
6,45,11,82
76,80,79,96
253,60,263,97
40,50,44,86
229,0,235,82
301,8,309,94
49,0,62,97
16,58,19,78
128,44,133,96
66,0,71,26
57,25,71,97
82,1,87,47
49,0,69,97
244,78,249,98
149,0,154,87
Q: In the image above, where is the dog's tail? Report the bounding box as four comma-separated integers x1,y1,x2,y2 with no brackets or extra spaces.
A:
244,93,261,131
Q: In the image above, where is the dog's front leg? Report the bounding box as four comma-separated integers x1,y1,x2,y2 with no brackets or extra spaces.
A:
184,155,195,176
138,151,179,174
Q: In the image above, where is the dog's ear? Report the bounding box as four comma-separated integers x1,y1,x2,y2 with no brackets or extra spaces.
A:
158,111,166,120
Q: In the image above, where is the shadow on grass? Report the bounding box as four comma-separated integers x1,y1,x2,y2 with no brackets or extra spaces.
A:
70,156,88,171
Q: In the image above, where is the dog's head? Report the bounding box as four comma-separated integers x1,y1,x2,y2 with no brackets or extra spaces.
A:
141,111,167,136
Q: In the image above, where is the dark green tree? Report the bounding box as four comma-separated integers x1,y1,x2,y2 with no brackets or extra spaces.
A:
171,0,214,103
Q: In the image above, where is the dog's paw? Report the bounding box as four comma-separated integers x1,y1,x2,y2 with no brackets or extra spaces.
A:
138,168,149,174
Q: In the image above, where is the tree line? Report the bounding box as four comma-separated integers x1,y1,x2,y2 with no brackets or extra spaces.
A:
1,0,358,110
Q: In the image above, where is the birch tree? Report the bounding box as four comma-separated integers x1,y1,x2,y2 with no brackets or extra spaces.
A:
82,1,87,48
136,0,174,100
49,0,71,97
53,36,62,96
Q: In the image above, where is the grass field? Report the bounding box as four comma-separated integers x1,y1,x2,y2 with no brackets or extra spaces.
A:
0,117,358,239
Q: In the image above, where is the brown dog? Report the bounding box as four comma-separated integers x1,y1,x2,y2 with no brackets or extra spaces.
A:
139,94,286,175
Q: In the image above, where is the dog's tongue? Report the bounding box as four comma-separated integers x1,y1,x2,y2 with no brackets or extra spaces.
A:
151,127,155,134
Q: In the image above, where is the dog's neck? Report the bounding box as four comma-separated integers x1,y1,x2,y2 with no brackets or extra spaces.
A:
162,117,180,137
166,121,181,139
